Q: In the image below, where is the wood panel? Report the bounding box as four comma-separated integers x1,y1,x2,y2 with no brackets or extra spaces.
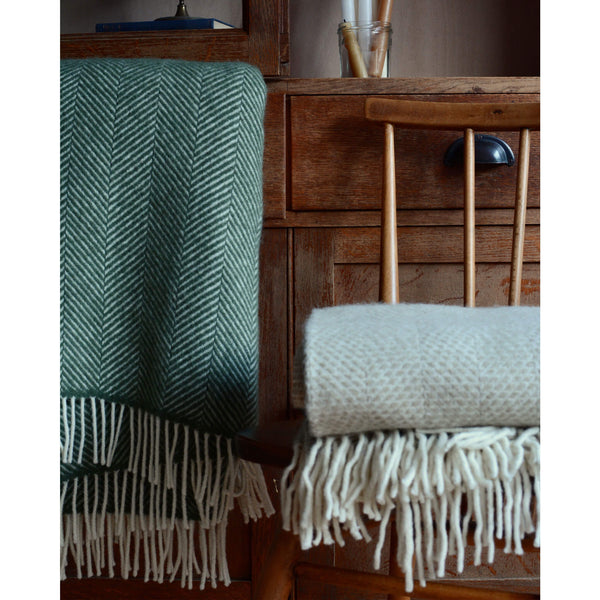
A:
289,224,336,591
249,229,290,594
334,263,540,307
290,94,540,211
295,544,336,600
334,225,540,264
438,545,539,593
328,523,390,600
248,0,283,75
60,29,250,62
250,493,284,595
293,225,540,330
263,89,287,219
258,229,289,423
293,228,336,349
264,207,540,228
279,0,290,76
283,78,540,95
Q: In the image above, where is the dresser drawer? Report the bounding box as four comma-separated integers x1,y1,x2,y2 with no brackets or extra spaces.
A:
290,94,540,211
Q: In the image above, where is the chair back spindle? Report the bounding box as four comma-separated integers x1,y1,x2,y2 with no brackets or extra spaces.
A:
379,122,400,304
365,98,539,308
464,127,476,307
509,127,532,306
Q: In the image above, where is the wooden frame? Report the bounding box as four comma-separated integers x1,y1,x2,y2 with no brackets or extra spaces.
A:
60,0,289,77
368,98,540,308
365,98,540,131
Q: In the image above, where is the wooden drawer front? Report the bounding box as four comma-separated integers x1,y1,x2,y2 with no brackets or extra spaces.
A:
290,94,540,211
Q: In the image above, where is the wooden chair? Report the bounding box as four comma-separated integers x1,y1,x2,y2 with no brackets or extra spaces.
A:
236,98,540,600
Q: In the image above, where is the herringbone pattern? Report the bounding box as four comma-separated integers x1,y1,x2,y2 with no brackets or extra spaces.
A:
59,59,275,586
61,58,265,467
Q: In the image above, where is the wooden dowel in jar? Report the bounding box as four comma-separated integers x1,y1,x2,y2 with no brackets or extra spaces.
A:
341,22,368,77
368,0,393,76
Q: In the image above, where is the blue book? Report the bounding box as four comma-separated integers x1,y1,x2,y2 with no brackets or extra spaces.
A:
96,18,234,33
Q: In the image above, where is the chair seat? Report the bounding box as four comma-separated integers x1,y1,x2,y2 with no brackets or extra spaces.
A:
235,419,303,468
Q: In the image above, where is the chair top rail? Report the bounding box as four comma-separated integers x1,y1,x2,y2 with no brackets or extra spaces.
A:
365,98,540,131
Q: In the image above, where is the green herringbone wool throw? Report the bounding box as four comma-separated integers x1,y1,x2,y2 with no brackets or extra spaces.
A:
60,58,274,589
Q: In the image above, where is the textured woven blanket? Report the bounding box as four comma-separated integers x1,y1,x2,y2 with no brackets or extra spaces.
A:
284,302,540,592
295,303,540,436
60,58,274,589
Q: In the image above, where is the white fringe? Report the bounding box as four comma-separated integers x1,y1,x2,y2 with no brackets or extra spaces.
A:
281,426,539,593
60,397,275,589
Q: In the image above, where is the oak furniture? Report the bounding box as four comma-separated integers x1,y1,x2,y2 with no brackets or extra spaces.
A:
243,96,540,600
59,74,540,600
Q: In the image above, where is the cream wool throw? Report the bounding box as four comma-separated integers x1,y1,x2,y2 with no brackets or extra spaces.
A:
60,59,275,590
284,303,540,592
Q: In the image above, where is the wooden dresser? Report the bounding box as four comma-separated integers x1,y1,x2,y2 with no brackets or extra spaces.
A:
259,77,540,419
253,76,540,599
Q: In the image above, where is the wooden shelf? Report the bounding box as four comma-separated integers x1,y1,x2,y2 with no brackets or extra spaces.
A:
60,0,289,77
266,77,540,95
61,29,250,63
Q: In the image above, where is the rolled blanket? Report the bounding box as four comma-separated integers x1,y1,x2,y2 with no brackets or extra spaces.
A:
60,58,274,589
296,303,540,437
284,302,540,592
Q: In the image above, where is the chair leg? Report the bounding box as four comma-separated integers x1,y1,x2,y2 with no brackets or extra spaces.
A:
253,527,302,600
388,525,411,600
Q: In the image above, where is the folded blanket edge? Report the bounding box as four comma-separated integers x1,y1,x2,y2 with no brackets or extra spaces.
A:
60,396,275,589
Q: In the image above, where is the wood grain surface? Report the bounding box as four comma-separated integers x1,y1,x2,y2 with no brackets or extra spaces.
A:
333,226,539,264
290,94,540,211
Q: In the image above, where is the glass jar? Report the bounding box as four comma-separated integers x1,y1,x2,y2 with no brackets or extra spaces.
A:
337,21,392,78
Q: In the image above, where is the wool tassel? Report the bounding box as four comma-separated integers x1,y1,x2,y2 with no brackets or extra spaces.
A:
68,396,76,462
140,412,149,480
61,396,69,462
280,426,539,593
148,414,155,484
100,398,107,466
61,397,274,589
